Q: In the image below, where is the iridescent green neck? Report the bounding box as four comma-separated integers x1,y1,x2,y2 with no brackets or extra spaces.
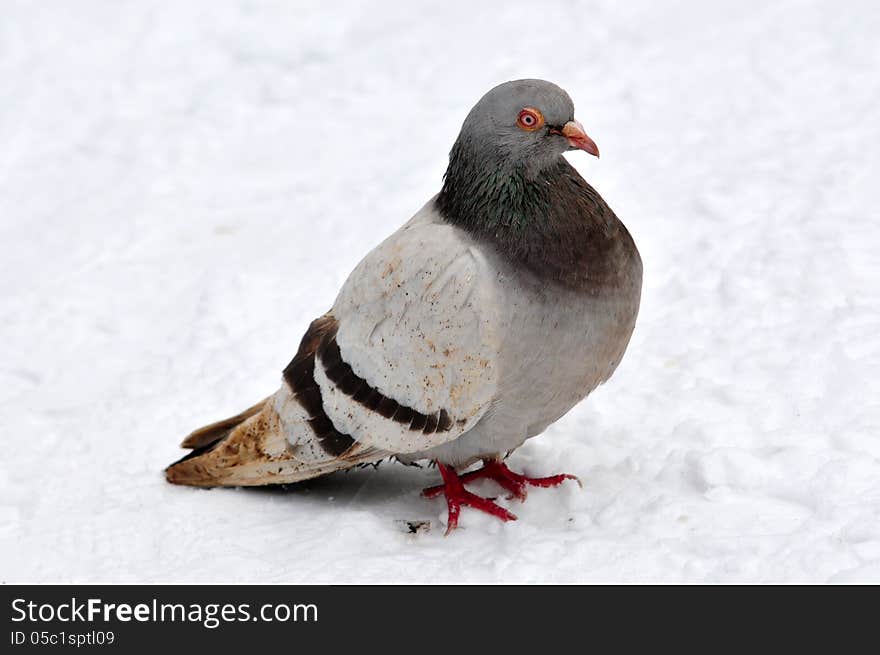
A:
436,138,638,294
437,140,552,236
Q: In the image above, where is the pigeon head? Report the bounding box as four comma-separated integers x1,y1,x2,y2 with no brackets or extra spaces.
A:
437,79,602,231
453,79,598,174
437,80,629,291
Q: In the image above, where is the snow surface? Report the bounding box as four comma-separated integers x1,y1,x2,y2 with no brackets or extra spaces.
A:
2,0,879,583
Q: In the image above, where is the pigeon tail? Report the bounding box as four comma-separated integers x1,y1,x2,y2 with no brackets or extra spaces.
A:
179,397,270,449
165,395,386,487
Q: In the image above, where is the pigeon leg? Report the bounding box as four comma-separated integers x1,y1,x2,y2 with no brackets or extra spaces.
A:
423,462,517,534
423,459,581,502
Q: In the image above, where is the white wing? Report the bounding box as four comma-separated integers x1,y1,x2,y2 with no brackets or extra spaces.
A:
314,200,502,453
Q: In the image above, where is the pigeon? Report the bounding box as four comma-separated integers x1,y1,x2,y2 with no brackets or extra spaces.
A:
166,79,642,533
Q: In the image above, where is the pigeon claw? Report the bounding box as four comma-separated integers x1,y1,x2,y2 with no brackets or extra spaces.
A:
465,459,581,501
425,462,517,535
423,460,580,534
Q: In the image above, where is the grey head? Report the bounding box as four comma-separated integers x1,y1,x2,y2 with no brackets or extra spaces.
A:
451,79,598,177
437,79,639,294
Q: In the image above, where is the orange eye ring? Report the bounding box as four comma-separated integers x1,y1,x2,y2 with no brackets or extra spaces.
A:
516,107,545,132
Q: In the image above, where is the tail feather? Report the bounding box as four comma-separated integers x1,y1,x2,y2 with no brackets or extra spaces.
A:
180,397,270,449
166,393,386,488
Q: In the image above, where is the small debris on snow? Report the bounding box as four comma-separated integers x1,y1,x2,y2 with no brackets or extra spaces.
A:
395,520,432,535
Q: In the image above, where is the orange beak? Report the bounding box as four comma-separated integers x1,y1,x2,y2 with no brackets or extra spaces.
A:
559,120,599,158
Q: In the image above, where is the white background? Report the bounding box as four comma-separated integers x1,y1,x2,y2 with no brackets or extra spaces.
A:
1,0,878,583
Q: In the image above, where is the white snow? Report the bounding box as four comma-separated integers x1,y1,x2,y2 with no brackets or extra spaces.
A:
1,0,879,583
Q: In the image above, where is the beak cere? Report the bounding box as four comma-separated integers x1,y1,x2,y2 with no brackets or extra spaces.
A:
561,120,600,158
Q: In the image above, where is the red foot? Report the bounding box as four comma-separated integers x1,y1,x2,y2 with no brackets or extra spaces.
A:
425,462,517,534
422,460,581,534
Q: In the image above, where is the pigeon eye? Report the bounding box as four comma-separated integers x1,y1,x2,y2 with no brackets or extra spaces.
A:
517,108,544,132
